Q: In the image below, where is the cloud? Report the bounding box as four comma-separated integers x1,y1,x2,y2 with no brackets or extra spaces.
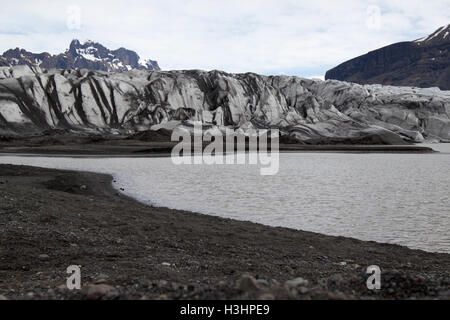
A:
0,0,449,76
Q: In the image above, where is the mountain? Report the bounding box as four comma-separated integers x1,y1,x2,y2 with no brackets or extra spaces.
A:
0,65,449,144
0,40,160,72
325,24,450,90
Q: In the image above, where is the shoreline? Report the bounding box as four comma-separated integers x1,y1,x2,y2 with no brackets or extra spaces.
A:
0,164,449,300
0,144,437,158
0,138,437,157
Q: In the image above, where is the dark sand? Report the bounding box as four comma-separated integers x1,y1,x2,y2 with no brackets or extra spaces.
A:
0,133,435,156
0,164,448,300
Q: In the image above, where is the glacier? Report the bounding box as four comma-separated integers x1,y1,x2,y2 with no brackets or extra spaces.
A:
0,65,449,144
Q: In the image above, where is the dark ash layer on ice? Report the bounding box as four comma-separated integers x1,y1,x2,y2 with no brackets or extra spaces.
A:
0,164,448,300
0,65,449,145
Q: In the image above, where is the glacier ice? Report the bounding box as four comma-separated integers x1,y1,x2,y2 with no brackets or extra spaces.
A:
0,65,449,143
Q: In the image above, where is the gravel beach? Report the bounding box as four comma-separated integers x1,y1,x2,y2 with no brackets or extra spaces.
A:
0,163,449,300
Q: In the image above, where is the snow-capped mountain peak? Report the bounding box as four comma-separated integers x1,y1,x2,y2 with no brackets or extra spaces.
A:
326,23,450,90
415,24,450,45
0,40,160,72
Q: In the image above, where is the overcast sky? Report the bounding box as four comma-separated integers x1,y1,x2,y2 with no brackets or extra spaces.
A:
0,0,449,78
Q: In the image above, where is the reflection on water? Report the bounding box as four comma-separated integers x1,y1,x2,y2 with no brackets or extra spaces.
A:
1,146,449,253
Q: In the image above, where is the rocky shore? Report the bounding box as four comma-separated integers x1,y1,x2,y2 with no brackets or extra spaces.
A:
0,132,435,156
0,164,448,300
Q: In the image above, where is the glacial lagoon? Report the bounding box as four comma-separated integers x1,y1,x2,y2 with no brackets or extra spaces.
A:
1,145,449,254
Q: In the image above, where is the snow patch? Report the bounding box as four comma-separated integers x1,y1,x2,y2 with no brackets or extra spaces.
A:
76,46,102,62
139,58,151,68
415,24,450,43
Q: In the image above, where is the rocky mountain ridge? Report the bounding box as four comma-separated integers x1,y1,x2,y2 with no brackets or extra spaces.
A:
325,24,450,90
0,65,449,144
0,40,160,73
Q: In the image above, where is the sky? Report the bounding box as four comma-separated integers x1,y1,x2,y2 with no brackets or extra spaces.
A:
0,0,449,79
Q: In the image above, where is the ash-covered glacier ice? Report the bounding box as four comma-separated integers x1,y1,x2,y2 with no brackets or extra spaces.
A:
0,65,449,144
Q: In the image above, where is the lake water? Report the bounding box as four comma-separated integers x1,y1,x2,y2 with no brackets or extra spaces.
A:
1,144,449,254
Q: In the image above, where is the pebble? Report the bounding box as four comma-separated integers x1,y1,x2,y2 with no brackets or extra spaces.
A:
56,284,67,291
237,274,260,292
269,279,280,286
299,287,309,294
256,279,269,287
218,281,227,287
80,185,87,191
161,262,171,267
94,279,108,285
82,284,118,300
284,277,309,290
38,254,50,261
155,280,168,288
95,274,109,280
